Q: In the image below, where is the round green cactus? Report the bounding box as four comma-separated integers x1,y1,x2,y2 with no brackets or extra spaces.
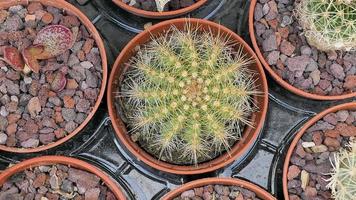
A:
327,141,356,200
296,0,356,51
118,25,260,165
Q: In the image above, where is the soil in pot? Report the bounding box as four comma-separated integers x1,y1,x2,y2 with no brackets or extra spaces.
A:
0,164,117,199
0,3,102,149
253,0,355,96
122,0,197,12
116,23,262,166
172,184,262,200
286,109,356,200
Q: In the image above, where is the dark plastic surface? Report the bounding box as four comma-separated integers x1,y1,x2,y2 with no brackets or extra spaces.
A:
0,0,354,199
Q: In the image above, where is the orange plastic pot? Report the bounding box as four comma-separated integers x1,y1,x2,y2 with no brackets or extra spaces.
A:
162,178,276,200
107,18,269,175
0,0,107,153
248,0,356,100
282,102,356,200
0,156,126,199
112,0,207,19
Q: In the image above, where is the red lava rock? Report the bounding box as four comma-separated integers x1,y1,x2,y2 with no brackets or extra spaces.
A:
289,195,301,200
335,123,356,137
194,187,204,196
85,188,101,200
66,79,78,90
63,96,75,109
54,111,64,124
344,75,356,90
54,128,66,139
61,15,80,28
39,133,55,144
0,10,9,23
312,131,323,146
7,113,21,124
28,2,43,14
323,137,340,148
295,144,306,158
280,40,295,56
41,12,54,24
324,129,340,138
82,39,94,54
33,173,47,188
77,50,86,61
288,165,300,180
68,168,100,194
304,186,317,198
6,123,17,135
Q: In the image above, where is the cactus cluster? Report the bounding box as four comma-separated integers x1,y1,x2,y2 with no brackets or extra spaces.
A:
327,141,356,200
295,0,356,52
118,25,260,165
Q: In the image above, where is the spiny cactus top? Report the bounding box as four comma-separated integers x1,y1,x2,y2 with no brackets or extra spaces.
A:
327,141,356,200
296,0,356,52
119,25,260,165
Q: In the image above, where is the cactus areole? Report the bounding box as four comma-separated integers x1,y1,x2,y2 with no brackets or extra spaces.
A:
118,24,261,165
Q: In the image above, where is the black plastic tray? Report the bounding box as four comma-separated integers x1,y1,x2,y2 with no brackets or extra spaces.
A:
0,0,354,199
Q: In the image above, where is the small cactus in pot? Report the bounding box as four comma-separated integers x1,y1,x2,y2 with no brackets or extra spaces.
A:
327,141,356,200
118,24,261,165
295,0,356,52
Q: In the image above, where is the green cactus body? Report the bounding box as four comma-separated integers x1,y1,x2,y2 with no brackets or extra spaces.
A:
296,0,356,51
327,141,356,200
119,25,260,165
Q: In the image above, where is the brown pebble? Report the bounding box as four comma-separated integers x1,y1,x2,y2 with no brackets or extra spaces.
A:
27,2,43,14
288,165,301,180
41,12,54,24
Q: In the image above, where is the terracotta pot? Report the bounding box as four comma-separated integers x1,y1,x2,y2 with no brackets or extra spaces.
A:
0,156,126,199
248,0,356,100
112,0,207,19
282,102,356,200
162,178,276,199
107,18,269,175
0,0,108,153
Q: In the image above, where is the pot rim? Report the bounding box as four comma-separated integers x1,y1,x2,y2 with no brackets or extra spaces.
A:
107,18,269,175
282,102,356,200
0,0,108,153
0,156,126,199
248,0,356,101
162,177,276,200
111,0,208,19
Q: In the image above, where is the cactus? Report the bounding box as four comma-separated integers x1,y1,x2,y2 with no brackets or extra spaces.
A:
118,25,260,165
327,141,356,200
295,0,356,51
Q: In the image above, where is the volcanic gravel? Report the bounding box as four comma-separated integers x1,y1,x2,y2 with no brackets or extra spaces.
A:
173,184,262,200
287,110,356,200
0,3,102,149
253,0,356,96
0,164,117,200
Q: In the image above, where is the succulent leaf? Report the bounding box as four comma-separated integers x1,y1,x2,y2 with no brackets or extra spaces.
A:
119,24,260,165
296,0,356,51
50,71,67,92
22,45,45,74
1,46,25,71
34,25,74,59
